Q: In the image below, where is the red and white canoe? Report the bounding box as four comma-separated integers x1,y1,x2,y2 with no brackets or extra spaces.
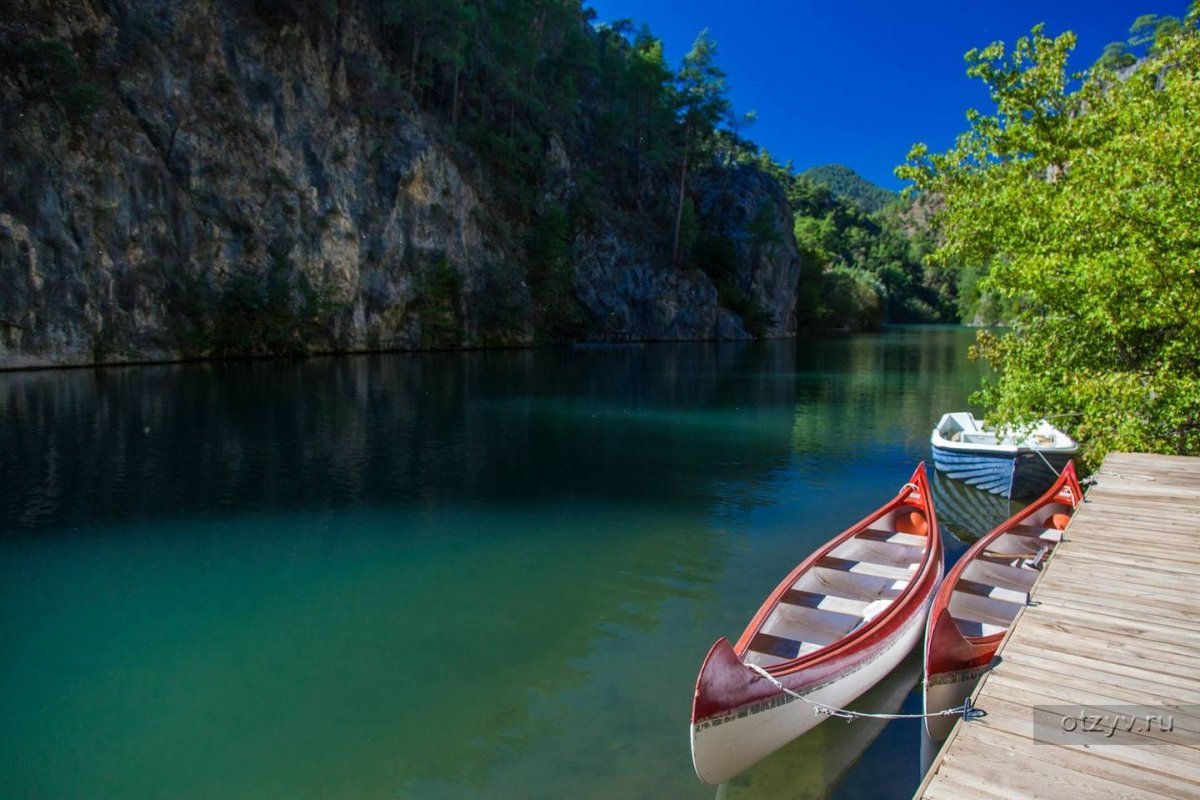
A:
922,461,1083,741
691,465,943,785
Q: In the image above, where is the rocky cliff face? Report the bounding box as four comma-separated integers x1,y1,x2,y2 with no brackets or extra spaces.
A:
0,1,803,368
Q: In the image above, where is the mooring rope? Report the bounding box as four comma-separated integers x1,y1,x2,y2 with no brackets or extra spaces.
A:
1088,470,1156,483
1032,446,1063,478
744,663,985,723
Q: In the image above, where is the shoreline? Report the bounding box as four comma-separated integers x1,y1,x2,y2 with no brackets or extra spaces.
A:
0,324,996,375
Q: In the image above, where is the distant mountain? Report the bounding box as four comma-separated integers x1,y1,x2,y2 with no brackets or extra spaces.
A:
801,165,897,214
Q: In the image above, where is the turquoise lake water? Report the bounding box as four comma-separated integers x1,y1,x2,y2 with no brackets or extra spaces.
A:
0,327,1009,799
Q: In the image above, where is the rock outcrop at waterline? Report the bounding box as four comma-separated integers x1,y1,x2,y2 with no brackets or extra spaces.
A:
0,1,803,368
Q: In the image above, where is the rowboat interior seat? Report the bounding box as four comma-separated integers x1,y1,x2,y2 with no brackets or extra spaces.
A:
951,618,1007,638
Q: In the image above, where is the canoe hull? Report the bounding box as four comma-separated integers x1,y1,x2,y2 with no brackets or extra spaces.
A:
691,594,929,785
716,649,921,800
691,465,943,785
923,462,1083,741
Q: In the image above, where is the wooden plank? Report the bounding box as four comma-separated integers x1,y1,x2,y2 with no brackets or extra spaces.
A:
1027,587,1200,630
978,665,1200,730
996,644,1200,701
1036,568,1200,606
1051,544,1200,569
1058,536,1200,559
948,727,1200,799
1034,565,1199,603
1090,484,1200,500
1068,527,1200,548
1069,516,1200,534
1033,601,1200,645
936,736,1172,800
1064,525,1200,549
959,694,1200,783
1029,589,1200,627
1084,499,1200,514
1089,491,1200,502
1012,615,1200,666
1051,547,1200,575
923,771,1024,800
1031,581,1200,623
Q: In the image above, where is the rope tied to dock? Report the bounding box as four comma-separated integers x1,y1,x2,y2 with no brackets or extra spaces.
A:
1086,470,1157,485
744,663,985,723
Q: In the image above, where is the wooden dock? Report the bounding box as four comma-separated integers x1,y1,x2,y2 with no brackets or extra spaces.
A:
916,452,1200,800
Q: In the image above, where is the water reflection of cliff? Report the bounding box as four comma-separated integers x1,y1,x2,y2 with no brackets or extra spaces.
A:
0,342,802,533
0,342,803,797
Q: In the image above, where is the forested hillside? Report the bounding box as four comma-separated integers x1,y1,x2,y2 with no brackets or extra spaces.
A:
752,161,955,330
801,164,896,213
0,0,804,367
0,0,994,368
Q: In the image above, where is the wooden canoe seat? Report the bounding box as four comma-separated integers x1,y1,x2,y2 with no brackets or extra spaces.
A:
837,537,924,567
857,528,928,548
949,592,1022,629
749,632,806,659
996,532,1043,551
954,577,1028,606
961,558,1038,592
818,555,916,581
1039,527,1064,543
952,617,1008,638
782,589,870,617
807,569,906,602
767,602,859,639
745,631,825,666
851,598,894,631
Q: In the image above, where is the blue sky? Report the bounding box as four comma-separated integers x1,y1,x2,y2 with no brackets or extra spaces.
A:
587,1,1187,190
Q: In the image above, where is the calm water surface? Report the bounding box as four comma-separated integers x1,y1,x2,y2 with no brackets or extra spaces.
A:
0,328,1004,799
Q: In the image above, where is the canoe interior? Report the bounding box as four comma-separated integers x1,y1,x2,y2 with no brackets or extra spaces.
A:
743,505,930,668
945,503,1068,640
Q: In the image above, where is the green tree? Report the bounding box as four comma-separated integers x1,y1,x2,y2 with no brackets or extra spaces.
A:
898,9,1200,465
671,29,730,266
